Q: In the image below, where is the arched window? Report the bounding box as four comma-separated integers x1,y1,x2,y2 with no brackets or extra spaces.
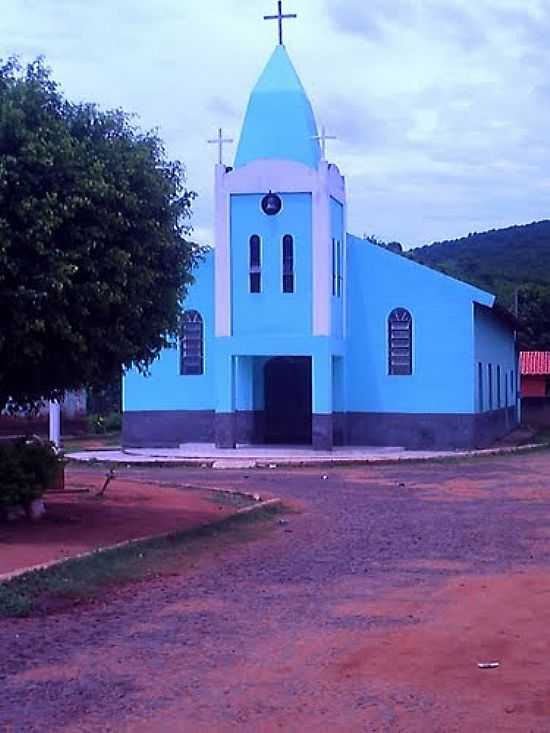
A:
388,308,412,375
249,235,261,293
180,310,204,375
282,235,294,293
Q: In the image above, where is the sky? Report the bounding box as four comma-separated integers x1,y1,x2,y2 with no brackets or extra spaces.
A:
2,0,550,249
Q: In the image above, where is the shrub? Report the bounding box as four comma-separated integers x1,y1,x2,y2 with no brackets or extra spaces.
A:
87,412,122,434
0,440,62,512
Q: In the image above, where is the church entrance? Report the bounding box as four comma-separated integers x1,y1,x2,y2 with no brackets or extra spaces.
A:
264,357,312,445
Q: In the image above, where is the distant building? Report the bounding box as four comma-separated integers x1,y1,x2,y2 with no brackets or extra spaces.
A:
521,352,550,397
0,390,87,436
521,352,550,428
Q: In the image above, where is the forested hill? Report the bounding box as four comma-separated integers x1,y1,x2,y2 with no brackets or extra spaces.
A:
409,220,550,349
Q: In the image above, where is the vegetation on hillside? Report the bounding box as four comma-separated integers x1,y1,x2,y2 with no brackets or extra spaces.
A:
409,221,550,350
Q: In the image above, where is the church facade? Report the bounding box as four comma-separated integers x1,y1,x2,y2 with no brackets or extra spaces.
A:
123,43,519,452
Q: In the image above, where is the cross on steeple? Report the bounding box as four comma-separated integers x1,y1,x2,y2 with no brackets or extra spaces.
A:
264,0,297,46
208,128,234,165
313,125,337,159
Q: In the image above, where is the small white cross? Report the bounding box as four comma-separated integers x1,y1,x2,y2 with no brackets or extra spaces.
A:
207,128,234,165
313,125,337,159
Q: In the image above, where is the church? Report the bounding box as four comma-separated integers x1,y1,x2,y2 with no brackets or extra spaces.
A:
123,11,519,452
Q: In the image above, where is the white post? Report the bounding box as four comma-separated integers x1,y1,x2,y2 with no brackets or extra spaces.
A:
49,401,61,449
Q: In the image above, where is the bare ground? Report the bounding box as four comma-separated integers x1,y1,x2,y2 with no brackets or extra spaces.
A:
0,476,245,578
3,452,550,732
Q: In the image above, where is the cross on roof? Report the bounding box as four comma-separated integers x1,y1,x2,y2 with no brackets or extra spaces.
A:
264,0,297,46
207,128,234,165
313,125,337,159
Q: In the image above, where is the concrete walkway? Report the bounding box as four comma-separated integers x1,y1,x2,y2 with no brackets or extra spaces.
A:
66,441,546,468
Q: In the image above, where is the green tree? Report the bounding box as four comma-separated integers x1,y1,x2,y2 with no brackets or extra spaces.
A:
517,285,550,350
0,58,201,409
410,220,550,350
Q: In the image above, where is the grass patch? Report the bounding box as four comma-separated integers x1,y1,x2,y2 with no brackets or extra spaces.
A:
63,432,121,452
0,504,281,619
207,489,258,509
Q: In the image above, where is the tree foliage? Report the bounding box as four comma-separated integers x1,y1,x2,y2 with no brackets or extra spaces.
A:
410,221,550,350
0,58,200,409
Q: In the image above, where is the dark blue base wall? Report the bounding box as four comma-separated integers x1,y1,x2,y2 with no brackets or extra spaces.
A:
123,410,266,449
122,410,215,448
123,408,518,451
344,408,517,450
473,407,518,449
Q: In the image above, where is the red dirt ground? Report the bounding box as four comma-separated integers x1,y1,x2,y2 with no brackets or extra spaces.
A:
5,454,550,732
0,476,239,577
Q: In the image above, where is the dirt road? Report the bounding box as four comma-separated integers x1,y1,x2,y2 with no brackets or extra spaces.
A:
4,452,550,732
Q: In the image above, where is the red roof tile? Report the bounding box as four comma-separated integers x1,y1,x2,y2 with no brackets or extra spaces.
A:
520,351,550,375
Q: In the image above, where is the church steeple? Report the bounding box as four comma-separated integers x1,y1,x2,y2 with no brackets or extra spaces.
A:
234,45,321,169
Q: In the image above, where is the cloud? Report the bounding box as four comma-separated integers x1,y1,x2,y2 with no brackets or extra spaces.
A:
1,0,548,247
325,0,486,50
206,96,241,123
325,0,416,40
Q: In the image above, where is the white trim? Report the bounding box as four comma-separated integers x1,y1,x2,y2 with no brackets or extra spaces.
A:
214,164,231,337
342,184,349,340
225,159,321,194
312,161,331,335
327,163,346,205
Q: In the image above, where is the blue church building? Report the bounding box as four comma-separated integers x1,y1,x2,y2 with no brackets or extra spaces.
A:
123,38,519,452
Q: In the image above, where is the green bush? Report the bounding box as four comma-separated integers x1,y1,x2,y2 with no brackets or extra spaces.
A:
0,440,62,512
87,412,122,434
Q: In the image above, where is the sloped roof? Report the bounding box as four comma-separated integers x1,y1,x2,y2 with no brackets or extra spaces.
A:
234,45,321,169
521,351,550,375
347,235,496,308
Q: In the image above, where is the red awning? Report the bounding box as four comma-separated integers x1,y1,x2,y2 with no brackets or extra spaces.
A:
520,351,550,375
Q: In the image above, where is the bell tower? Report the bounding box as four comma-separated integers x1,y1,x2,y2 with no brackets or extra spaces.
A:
214,44,346,338
212,5,347,451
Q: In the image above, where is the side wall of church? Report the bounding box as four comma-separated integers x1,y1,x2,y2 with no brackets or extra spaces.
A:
473,303,519,443
122,252,216,446
330,197,344,339
345,236,477,415
341,236,517,449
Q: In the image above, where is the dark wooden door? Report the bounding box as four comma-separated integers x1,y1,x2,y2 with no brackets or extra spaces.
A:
264,357,312,444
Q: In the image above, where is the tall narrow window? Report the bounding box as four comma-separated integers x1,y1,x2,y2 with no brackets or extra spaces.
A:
336,239,344,298
282,235,294,293
180,310,204,375
388,308,413,375
249,235,261,293
504,372,509,408
478,362,484,412
488,364,493,410
332,239,343,297
332,238,337,296
497,365,501,408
